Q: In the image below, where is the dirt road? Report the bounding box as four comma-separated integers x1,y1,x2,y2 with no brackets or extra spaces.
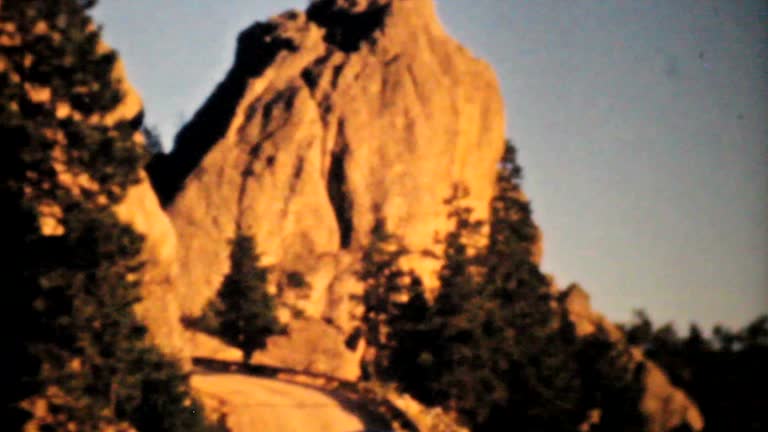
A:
191,372,387,432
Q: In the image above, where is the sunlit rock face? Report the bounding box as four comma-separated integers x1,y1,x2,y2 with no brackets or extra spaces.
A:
113,173,187,360
97,53,189,361
148,0,505,378
560,285,705,432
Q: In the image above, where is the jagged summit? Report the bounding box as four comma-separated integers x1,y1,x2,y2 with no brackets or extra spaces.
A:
149,0,450,205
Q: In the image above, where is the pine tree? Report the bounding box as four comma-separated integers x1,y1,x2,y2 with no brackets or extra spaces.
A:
357,217,410,380
206,233,283,365
487,141,539,264
1,2,217,429
357,142,651,430
424,187,510,425
372,143,650,431
481,143,646,431
624,309,655,348
142,125,164,156
127,349,225,432
385,276,439,397
630,315,767,432
478,142,584,431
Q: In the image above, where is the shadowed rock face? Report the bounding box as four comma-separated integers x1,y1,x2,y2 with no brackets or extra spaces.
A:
149,0,505,378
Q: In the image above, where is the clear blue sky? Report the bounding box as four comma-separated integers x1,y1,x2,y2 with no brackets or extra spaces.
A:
93,0,767,331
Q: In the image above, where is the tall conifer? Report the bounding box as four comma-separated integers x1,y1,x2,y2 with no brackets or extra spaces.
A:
206,234,283,365
357,217,410,379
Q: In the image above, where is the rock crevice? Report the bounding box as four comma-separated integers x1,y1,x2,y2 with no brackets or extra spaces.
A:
327,121,354,249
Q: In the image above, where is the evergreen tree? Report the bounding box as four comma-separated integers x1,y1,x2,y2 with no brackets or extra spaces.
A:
206,233,283,365
624,309,654,348
355,217,444,395
0,2,218,429
379,143,647,431
479,143,584,431
487,140,539,264
142,125,164,156
428,190,508,424
683,323,711,354
482,143,645,431
627,313,768,432
357,217,410,380
127,349,225,432
386,276,439,398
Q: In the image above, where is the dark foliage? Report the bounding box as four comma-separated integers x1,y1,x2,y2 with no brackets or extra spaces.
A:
201,234,284,365
0,2,219,429
142,125,164,156
357,217,411,379
360,141,647,431
576,329,647,432
623,312,768,432
307,0,388,52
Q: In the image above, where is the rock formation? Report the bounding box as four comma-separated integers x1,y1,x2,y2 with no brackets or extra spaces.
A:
144,0,704,429
149,0,504,377
113,173,187,360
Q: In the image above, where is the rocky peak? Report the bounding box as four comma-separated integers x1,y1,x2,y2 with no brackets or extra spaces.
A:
149,0,505,360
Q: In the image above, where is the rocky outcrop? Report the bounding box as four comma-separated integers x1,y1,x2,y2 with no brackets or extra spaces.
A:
113,174,187,359
560,285,705,432
148,0,505,377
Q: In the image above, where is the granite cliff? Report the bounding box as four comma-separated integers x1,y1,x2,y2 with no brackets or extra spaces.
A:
138,0,703,430
148,0,504,377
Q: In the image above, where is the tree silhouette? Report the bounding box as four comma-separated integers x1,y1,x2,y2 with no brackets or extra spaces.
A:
357,217,410,380
0,1,217,429
375,143,647,431
624,313,768,432
206,233,283,365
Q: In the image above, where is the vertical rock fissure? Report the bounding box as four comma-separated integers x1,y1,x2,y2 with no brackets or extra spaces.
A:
234,154,256,235
327,121,353,249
